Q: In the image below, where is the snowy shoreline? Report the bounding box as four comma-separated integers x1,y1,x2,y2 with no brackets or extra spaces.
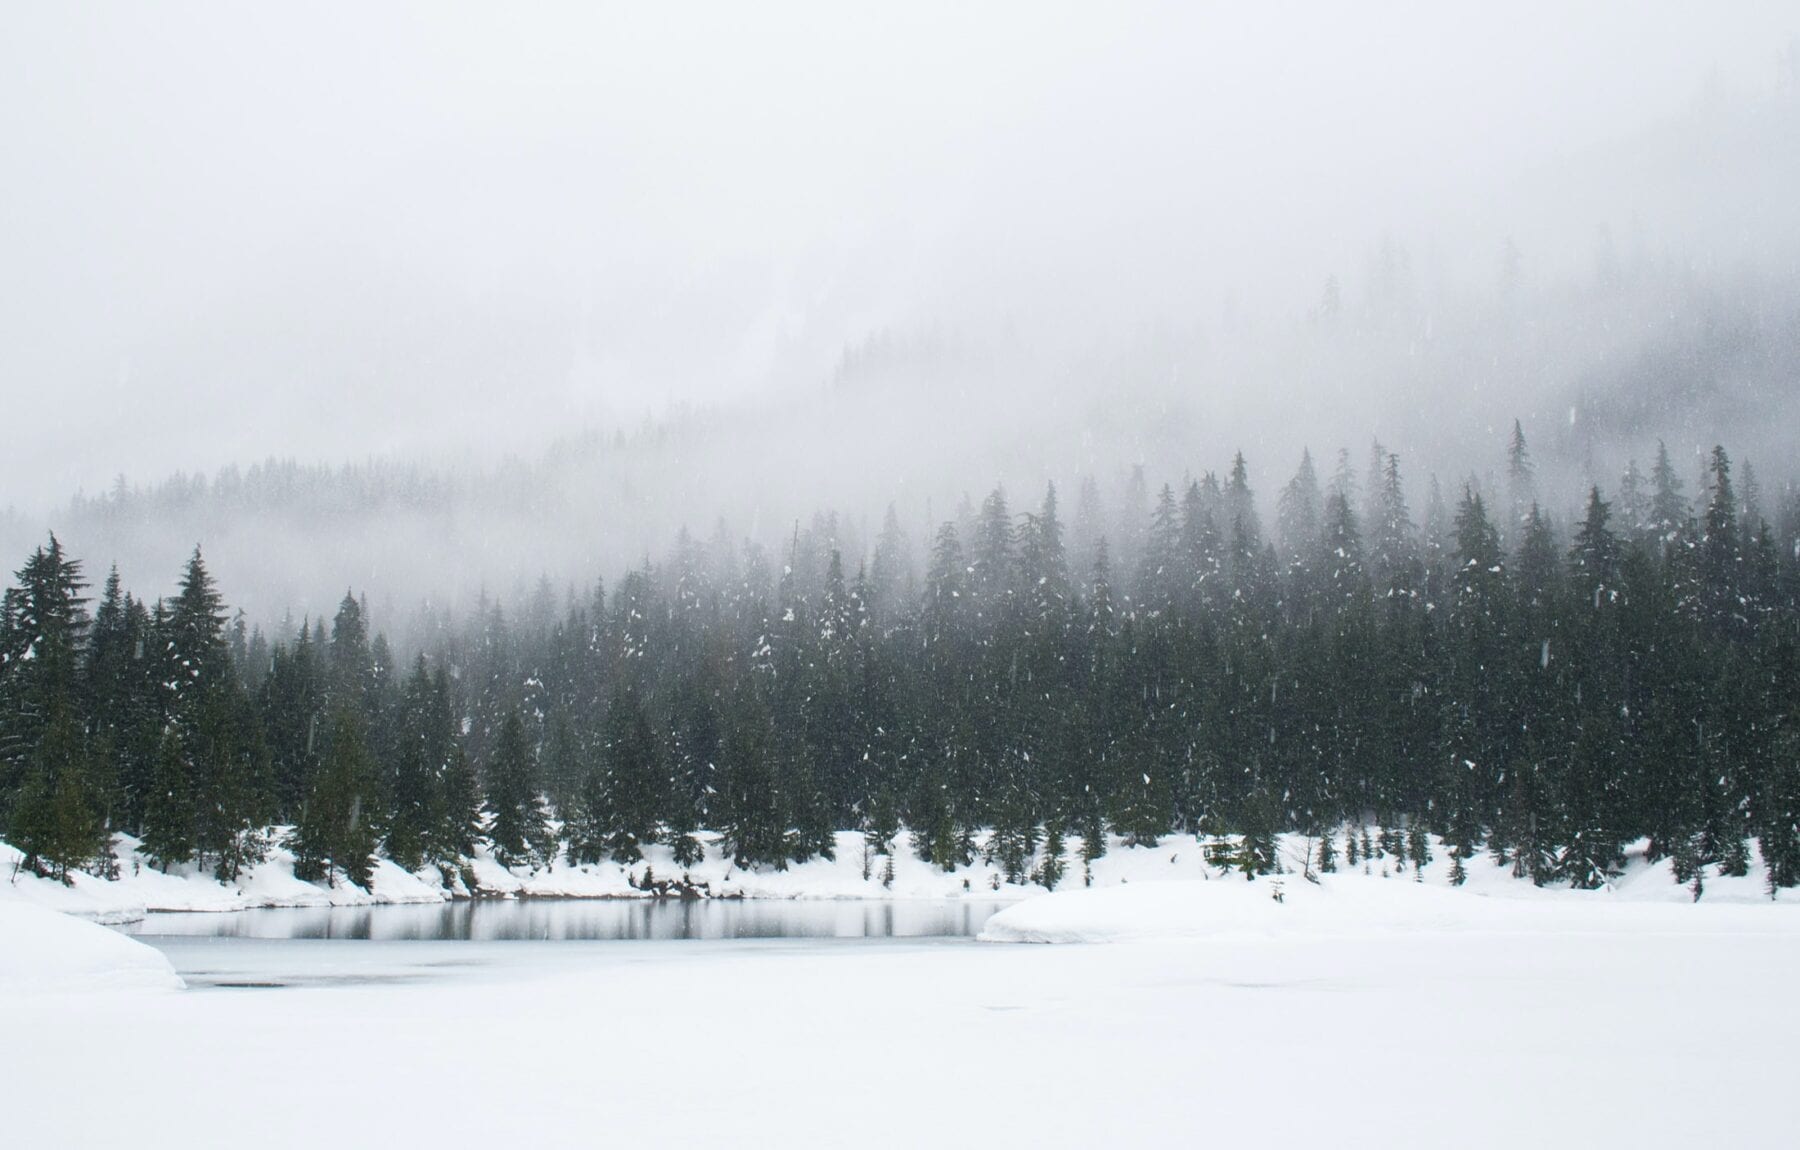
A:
7,824,1796,929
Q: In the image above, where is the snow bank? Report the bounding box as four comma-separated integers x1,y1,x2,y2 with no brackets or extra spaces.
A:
981,847,1800,945
979,871,1474,942
11,903,1800,1147
0,899,182,994
1,835,451,923
468,830,1034,901
6,824,1795,928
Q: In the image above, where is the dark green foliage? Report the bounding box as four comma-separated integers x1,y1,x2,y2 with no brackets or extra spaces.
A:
0,537,105,879
485,711,553,869
670,827,706,869
288,707,379,888
6,427,1800,907
1038,822,1066,890
1406,822,1431,878
9,713,108,882
561,765,612,866
595,687,664,863
862,786,900,857
139,731,194,871
436,747,485,861
383,656,447,871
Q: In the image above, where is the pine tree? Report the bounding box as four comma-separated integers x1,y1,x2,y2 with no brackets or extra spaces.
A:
868,504,913,624
594,686,665,863
485,711,552,869
435,745,485,861
1505,419,1536,540
1138,484,1182,613
139,730,195,871
384,655,442,871
970,486,1014,620
561,763,612,866
1697,445,1743,634
0,537,105,879
289,707,379,888
863,786,901,856
162,548,269,879
1277,450,1324,574
1649,440,1687,547
1316,825,1337,873
1038,821,1066,890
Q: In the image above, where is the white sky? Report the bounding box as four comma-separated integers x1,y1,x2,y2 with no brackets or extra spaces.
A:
2,2,1796,512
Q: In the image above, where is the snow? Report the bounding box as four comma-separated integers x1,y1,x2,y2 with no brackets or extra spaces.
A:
0,835,448,923
1,829,1045,920
979,863,1796,944
467,830,1040,900
0,899,182,995
6,831,1800,1145
982,832,1798,942
6,892,1799,1145
5,826,1793,928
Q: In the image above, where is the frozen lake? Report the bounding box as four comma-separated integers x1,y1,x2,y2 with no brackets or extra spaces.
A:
20,885,1800,1147
122,897,1014,943
119,898,1016,990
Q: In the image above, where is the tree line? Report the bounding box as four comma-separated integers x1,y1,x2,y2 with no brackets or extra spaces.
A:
3,426,1798,898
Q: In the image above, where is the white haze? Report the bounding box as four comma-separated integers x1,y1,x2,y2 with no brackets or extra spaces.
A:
2,2,1799,627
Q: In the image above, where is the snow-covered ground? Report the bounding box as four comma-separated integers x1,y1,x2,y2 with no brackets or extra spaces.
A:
2,829,1037,922
6,824,1792,926
0,898,183,994
0,834,447,922
978,862,1798,944
5,863,1797,1147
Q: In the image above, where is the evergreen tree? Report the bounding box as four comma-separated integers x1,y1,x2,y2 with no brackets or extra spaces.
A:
139,730,195,871
1649,440,1688,547
485,711,552,868
435,744,485,861
0,537,106,878
289,707,379,888
1505,419,1536,539
385,655,444,871
596,686,665,863
1277,449,1324,574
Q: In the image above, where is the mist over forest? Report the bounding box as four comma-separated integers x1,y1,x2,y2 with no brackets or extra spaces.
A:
12,16,1800,1143
3,4,1799,642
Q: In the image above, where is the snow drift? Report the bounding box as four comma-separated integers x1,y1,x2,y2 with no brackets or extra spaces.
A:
0,899,182,994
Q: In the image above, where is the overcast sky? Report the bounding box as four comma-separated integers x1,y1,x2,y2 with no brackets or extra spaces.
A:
3,2,1797,513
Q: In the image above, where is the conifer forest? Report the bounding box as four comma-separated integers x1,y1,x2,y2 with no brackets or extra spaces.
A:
6,427,1797,899
14,8,1800,1148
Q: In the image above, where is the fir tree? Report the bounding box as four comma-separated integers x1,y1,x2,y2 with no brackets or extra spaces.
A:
485,711,552,869
289,707,379,888
139,731,195,871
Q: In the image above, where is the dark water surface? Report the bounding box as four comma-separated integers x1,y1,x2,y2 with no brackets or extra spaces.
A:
120,899,1018,991
124,897,1013,942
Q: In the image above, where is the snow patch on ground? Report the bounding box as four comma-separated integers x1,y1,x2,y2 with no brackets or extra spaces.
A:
1,835,456,923
0,898,182,995
470,830,1039,900
10,905,1800,1146
983,834,1797,943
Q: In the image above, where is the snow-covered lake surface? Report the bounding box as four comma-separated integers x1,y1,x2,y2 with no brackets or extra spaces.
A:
7,876,1797,1147
10,842,1800,1146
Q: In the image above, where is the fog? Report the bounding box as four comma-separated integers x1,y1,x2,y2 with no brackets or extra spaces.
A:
3,2,1799,626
